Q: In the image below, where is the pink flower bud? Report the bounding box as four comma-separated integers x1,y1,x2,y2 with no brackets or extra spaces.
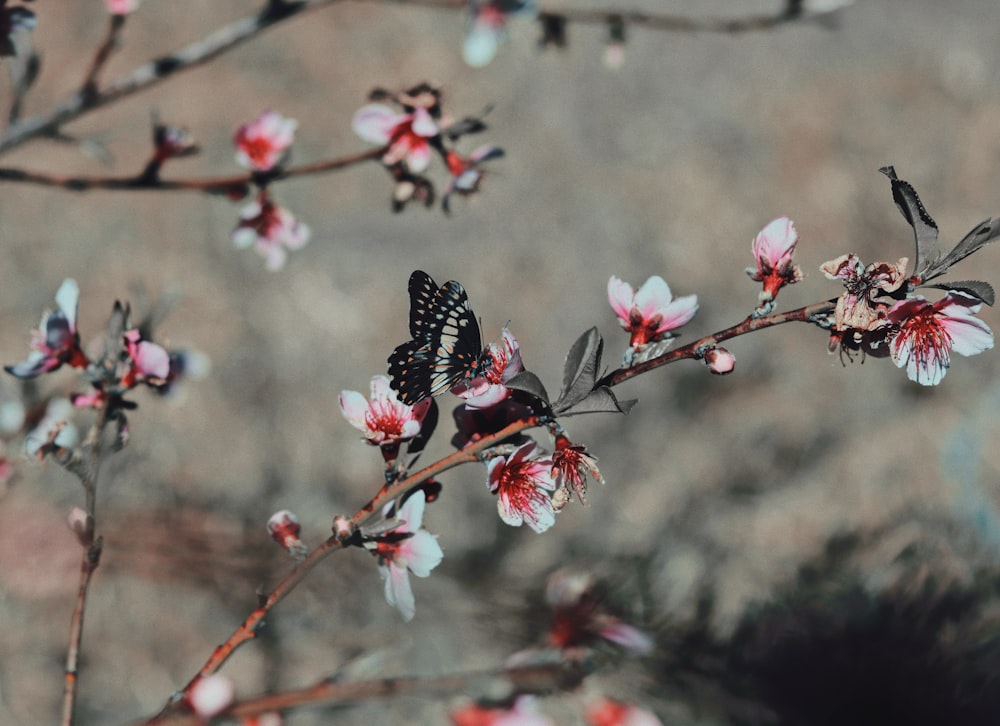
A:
267,510,307,559
67,507,90,545
704,347,735,375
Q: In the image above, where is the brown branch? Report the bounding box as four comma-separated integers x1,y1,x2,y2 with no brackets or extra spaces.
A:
142,661,588,725
80,15,127,97
0,146,385,194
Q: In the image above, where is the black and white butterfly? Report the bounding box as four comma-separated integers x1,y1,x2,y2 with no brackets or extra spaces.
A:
387,270,488,406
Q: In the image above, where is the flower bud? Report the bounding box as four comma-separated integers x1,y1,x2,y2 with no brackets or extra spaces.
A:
187,673,234,718
267,510,307,559
704,347,735,375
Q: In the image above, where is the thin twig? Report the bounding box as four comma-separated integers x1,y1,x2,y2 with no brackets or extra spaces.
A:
80,15,126,97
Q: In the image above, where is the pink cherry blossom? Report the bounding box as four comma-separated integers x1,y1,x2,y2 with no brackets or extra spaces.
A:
486,442,557,533
232,192,310,270
373,491,444,621
608,275,698,348
339,374,432,445
352,104,439,173
234,110,297,172
5,279,88,379
123,329,170,384
887,291,994,386
267,510,307,559
452,329,523,409
462,1,537,68
746,217,803,313
546,570,653,655
550,434,603,504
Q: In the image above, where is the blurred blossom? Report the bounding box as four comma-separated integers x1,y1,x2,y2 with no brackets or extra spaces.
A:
887,292,994,386
234,110,297,172
5,278,88,379
232,192,310,270
442,145,504,213
608,275,698,350
451,695,553,726
25,398,78,456
339,375,432,446
463,0,537,68
122,329,169,385
545,570,653,655
267,510,307,559
353,104,438,173
104,0,140,15
370,491,443,621
0,1,36,58
486,441,558,533
187,674,234,718
452,329,523,409
586,698,663,726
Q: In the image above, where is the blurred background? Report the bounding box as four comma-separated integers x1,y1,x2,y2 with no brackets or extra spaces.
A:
2,1,1000,723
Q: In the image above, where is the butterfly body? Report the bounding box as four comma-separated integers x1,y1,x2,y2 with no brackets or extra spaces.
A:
388,270,487,405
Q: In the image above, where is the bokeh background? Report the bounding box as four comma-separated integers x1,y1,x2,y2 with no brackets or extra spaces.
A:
2,1,1000,723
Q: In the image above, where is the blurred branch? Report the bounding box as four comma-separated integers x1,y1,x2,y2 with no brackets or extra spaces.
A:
0,146,385,195
80,14,126,98
0,0,848,155
143,661,590,725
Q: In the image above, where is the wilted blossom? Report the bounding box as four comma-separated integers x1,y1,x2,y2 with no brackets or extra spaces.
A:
370,491,444,621
442,145,504,213
486,441,558,533
821,253,909,333
340,374,432,448
746,217,803,315
450,695,553,726
608,275,698,349
232,191,310,270
463,0,537,68
585,698,663,726
546,570,653,655
886,291,994,386
5,279,88,379
234,110,297,172
353,103,439,173
452,329,523,409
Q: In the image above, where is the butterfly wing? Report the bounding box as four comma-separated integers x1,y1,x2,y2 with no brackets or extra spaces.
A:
388,271,484,405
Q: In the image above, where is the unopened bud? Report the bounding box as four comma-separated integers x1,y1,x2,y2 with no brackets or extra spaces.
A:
187,673,234,718
267,510,307,559
704,347,736,375
332,515,356,542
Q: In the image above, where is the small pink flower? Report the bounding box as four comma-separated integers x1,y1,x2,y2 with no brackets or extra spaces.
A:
372,491,444,621
452,329,523,409
104,0,140,15
340,374,432,446
5,279,89,379
450,695,553,726
232,192,310,270
352,104,438,173
608,275,698,349
746,217,803,313
486,442,557,533
442,145,504,213
234,110,297,172
586,698,663,726
887,291,994,386
122,329,170,385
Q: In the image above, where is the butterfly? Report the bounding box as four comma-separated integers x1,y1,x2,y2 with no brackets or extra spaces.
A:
387,270,488,406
